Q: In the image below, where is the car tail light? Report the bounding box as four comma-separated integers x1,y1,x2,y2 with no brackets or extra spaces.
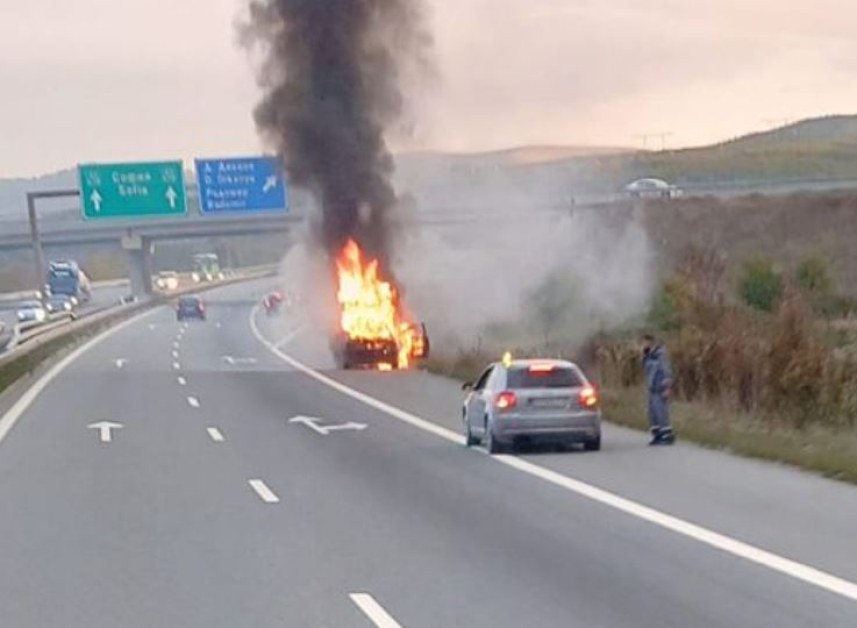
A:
579,386,598,408
495,391,517,410
199,303,205,311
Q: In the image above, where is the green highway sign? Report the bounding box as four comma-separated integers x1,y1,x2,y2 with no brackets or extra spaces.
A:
79,161,187,219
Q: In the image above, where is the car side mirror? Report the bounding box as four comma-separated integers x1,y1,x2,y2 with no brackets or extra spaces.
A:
462,382,473,391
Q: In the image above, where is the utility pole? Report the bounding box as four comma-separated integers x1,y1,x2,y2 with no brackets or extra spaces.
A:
634,132,674,151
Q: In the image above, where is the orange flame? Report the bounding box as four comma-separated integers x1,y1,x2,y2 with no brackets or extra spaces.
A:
336,239,416,368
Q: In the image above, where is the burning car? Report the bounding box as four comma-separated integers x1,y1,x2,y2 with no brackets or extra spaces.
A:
331,239,429,370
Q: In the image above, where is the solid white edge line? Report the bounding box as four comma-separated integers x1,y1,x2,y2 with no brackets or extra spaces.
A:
187,396,200,408
248,304,857,604
0,308,161,445
207,427,224,442
248,479,279,503
349,593,403,628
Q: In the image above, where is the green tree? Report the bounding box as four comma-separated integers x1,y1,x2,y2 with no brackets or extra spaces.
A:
795,255,833,297
738,256,783,312
647,280,680,331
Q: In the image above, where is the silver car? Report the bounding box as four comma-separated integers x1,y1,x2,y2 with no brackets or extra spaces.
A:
16,301,47,324
462,358,601,454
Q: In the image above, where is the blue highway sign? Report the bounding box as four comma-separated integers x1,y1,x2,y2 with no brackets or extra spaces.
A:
195,156,288,214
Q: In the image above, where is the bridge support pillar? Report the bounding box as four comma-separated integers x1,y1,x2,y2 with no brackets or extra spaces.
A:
122,234,154,297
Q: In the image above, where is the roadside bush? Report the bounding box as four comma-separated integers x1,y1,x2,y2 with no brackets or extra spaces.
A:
596,259,857,429
795,255,833,298
739,256,783,312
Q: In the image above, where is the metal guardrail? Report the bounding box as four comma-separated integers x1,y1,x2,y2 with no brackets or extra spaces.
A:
0,278,131,305
0,265,277,370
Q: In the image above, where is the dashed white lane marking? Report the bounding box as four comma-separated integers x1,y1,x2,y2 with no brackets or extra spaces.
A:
187,396,200,408
249,305,857,604
207,427,224,442
177,376,187,386
248,479,279,503
172,350,180,359
173,341,180,349
0,308,159,446
349,594,403,628
173,362,181,371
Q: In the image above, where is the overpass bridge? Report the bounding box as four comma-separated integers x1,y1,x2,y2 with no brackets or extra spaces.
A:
0,184,306,296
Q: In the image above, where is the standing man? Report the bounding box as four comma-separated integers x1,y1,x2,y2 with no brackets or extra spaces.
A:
642,334,675,445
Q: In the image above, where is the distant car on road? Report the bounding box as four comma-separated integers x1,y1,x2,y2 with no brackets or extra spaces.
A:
155,271,179,291
625,177,683,199
16,300,48,324
176,295,206,321
462,357,601,454
45,294,77,316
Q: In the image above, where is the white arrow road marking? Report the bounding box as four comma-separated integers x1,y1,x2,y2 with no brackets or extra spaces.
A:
165,186,178,208
187,396,200,408
289,415,366,436
249,304,857,605
263,175,278,193
349,594,402,628
324,422,369,433
88,421,123,443
248,479,279,503
222,356,257,365
90,189,103,211
207,427,224,442
177,376,187,386
114,359,127,369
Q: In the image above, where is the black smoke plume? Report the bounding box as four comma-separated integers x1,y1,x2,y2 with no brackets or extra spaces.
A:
240,0,429,267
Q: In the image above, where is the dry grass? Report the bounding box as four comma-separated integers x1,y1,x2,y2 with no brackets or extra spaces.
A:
603,387,857,485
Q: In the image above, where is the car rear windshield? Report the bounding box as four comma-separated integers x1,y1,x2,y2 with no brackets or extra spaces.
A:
507,366,583,389
179,297,199,306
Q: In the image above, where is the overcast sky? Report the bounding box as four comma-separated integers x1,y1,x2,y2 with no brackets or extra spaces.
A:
1,0,856,177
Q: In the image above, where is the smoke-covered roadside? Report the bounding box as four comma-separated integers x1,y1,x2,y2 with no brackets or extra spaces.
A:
239,0,430,268
394,206,655,356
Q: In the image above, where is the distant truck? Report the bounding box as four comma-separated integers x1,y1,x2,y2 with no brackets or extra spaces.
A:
47,260,91,303
191,253,224,283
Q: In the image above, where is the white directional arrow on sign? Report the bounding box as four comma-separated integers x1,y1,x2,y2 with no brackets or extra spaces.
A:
289,416,367,436
90,190,103,212
263,175,278,193
88,421,123,443
165,186,178,209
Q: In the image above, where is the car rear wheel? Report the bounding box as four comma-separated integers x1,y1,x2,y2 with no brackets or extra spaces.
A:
485,420,504,455
584,436,601,452
464,417,478,447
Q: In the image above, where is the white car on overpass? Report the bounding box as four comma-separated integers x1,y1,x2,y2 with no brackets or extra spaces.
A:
625,177,683,199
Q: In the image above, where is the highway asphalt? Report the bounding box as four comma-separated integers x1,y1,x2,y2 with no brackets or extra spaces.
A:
0,278,855,626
